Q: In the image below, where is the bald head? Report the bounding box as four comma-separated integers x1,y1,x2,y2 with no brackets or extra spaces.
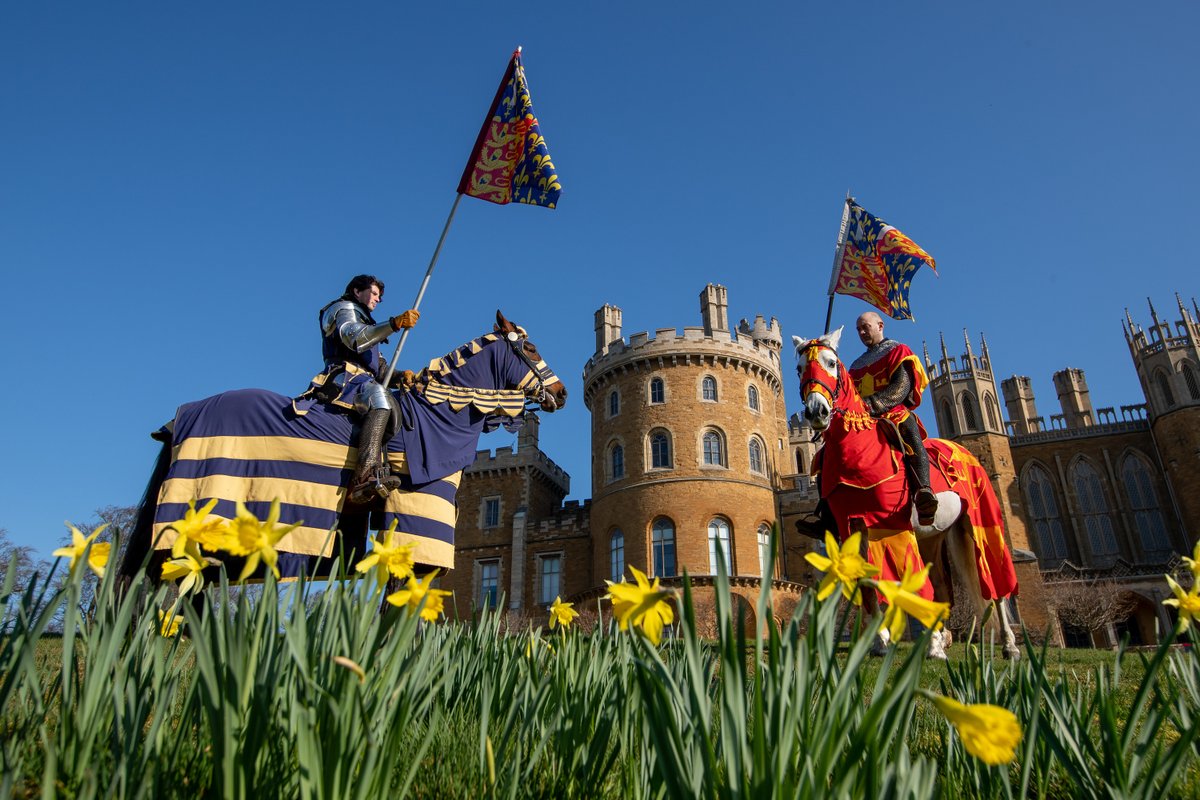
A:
856,312,885,348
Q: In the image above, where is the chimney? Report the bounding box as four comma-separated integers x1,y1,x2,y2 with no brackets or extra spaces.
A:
700,284,729,335
594,304,622,354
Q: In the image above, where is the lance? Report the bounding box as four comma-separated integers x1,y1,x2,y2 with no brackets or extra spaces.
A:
822,191,854,335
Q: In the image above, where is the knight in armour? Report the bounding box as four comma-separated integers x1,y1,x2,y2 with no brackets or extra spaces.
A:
294,274,419,504
849,311,938,525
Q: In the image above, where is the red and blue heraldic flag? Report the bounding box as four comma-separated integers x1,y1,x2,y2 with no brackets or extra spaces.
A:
830,201,936,321
458,50,562,208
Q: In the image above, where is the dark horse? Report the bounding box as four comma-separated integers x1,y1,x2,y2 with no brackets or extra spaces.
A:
795,328,1020,659
120,311,566,580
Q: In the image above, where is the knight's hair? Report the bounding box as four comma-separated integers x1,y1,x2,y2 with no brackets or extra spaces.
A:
343,274,385,299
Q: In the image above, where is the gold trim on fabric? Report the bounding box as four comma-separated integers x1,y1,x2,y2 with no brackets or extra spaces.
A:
421,381,527,417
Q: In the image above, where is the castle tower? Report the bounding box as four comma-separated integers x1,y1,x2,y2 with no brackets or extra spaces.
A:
581,284,789,589
928,331,1034,557
1126,295,1200,545
595,304,622,355
1001,376,1041,436
1052,368,1095,429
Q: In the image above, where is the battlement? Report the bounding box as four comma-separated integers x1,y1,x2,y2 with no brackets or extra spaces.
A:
1124,294,1200,359
465,443,570,494
534,499,593,537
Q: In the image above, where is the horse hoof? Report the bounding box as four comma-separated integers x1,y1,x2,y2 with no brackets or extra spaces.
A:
869,628,891,656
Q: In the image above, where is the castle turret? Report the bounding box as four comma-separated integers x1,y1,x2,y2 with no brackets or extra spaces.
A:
700,284,729,336
594,304,622,355
1001,376,1040,435
1052,368,1094,429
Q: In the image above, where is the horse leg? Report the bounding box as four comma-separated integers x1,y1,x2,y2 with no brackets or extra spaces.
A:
995,598,1021,660
918,531,951,660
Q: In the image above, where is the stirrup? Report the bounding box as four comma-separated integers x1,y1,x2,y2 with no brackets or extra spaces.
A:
349,467,402,504
794,513,827,541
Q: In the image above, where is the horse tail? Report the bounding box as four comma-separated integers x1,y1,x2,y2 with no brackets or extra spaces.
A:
117,429,173,581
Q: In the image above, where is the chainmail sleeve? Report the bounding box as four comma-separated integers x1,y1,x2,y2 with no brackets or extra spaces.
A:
866,363,913,412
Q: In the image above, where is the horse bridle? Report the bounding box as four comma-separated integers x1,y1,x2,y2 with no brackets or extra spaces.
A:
798,342,842,408
505,330,560,411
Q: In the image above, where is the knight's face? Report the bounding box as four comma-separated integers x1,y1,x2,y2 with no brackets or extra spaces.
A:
856,316,884,347
354,284,382,311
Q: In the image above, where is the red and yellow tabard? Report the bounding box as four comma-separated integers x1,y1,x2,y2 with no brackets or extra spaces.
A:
849,342,928,427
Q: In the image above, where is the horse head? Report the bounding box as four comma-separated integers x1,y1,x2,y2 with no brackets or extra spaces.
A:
493,310,568,413
792,326,863,432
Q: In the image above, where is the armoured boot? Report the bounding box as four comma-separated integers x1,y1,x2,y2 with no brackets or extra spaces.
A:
349,408,403,504
899,417,938,526
795,499,837,541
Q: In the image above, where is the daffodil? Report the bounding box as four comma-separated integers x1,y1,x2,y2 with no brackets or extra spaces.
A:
1163,574,1200,631
548,596,578,630
157,609,184,638
605,565,675,645
354,520,417,585
1181,542,1200,582
927,693,1021,765
804,531,880,604
52,522,110,578
160,538,211,595
875,564,950,642
386,571,451,622
165,498,224,556
205,500,301,580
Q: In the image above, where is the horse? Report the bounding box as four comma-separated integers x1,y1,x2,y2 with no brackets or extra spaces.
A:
119,311,566,582
794,328,1021,660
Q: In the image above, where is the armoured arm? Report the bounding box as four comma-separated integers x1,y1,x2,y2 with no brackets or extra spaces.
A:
325,303,395,354
865,364,913,415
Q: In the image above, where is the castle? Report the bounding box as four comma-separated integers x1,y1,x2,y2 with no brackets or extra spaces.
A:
439,286,1200,645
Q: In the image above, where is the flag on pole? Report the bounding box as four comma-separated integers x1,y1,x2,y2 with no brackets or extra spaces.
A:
829,201,936,321
458,49,562,209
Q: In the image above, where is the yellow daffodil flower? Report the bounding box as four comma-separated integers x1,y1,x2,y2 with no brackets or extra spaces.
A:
928,693,1021,765
804,531,880,604
1181,542,1200,582
386,571,451,622
206,500,301,580
1163,574,1200,631
875,564,951,642
605,565,675,645
166,498,224,556
52,522,110,578
354,520,417,585
160,538,211,595
548,596,578,630
157,609,184,638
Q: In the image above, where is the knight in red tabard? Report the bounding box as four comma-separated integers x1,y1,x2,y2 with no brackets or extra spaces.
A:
849,311,938,525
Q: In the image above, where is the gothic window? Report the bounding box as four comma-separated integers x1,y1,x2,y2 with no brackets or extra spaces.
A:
702,429,725,466
984,392,1000,431
477,559,500,608
651,518,676,577
650,377,665,404
1184,363,1200,401
609,529,625,583
707,518,732,574
1156,369,1176,407
757,524,773,576
610,443,624,480
748,437,765,474
702,375,718,401
538,553,561,605
1023,465,1068,562
748,385,760,411
961,392,979,431
650,430,672,468
1121,454,1170,556
608,390,620,417
1070,460,1120,563
940,399,957,437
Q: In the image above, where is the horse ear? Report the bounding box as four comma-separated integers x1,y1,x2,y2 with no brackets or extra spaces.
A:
791,335,806,358
495,310,512,333
825,326,844,352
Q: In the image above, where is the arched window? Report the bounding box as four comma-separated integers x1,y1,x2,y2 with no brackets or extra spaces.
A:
609,529,625,583
651,518,676,577
1023,465,1069,562
650,430,672,468
650,377,665,404
708,518,732,574
608,390,619,417
795,450,805,474
1070,460,1119,563
610,444,624,480
1156,370,1175,407
984,392,999,430
702,375,718,401
702,430,725,466
757,524,772,576
1184,364,1200,401
940,400,957,437
748,385,760,411
961,392,979,431
748,437,765,474
1121,454,1170,555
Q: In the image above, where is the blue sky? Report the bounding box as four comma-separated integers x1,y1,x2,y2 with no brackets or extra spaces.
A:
2,3,1197,557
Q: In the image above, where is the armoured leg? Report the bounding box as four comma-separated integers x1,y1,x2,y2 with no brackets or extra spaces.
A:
349,407,403,504
899,417,938,525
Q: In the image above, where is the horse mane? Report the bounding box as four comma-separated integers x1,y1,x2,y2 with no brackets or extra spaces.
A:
416,332,506,388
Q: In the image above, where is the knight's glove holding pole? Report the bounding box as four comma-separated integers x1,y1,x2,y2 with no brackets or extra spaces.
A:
391,309,420,330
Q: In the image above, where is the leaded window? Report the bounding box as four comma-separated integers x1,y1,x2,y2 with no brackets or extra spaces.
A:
652,518,676,577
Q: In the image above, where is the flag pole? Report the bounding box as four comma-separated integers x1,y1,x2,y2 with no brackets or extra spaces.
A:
822,192,853,334
380,192,464,389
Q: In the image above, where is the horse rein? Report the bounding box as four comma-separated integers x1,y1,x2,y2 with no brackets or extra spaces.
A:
505,331,559,411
